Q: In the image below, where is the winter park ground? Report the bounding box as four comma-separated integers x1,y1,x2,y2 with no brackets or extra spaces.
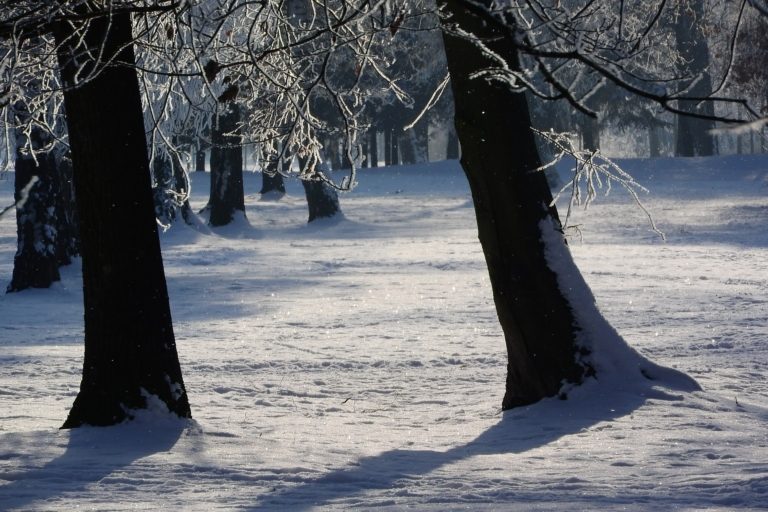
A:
0,156,767,511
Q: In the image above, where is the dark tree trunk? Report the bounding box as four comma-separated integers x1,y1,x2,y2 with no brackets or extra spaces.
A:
302,180,341,222
54,9,191,427
391,127,401,165
674,3,716,157
360,134,369,168
299,157,341,222
152,152,193,226
369,130,379,168
581,115,600,152
260,161,286,198
649,124,662,158
208,102,245,226
53,152,80,266
7,127,61,292
195,146,206,172
439,0,590,409
400,129,418,165
446,126,460,159
384,127,393,166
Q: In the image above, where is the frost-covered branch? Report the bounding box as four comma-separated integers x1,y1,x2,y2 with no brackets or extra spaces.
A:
534,127,665,240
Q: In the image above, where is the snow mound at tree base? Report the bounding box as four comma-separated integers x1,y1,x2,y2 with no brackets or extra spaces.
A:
540,217,702,397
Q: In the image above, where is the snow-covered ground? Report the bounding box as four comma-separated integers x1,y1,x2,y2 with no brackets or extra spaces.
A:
0,156,767,511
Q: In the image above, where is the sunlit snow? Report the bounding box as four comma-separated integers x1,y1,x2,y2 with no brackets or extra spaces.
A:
0,156,767,510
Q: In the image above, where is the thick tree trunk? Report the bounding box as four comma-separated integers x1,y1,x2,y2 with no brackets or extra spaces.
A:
54,9,191,427
299,157,341,222
439,0,590,409
674,3,716,157
302,180,341,222
260,161,286,199
7,127,61,292
208,102,245,226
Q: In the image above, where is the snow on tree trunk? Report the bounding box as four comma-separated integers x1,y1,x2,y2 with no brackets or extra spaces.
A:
439,0,699,409
152,152,194,226
7,127,61,292
54,8,191,427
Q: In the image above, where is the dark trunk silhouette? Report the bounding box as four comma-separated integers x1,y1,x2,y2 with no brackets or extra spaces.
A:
152,152,193,226
208,101,245,226
446,127,460,159
581,115,600,152
260,161,286,199
52,152,80,267
299,157,341,222
54,8,191,427
302,180,341,222
674,2,715,156
369,130,379,167
7,127,61,292
439,0,590,409
195,146,206,172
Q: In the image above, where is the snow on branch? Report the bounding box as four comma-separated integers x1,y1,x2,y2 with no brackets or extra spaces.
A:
534,128,665,241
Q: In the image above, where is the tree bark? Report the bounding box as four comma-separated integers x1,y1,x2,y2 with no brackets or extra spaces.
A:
208,101,245,226
446,126,460,160
674,3,716,157
302,180,341,222
299,157,341,222
439,0,590,409
260,161,286,198
195,146,206,172
7,127,61,292
52,152,79,266
369,129,379,168
581,114,600,152
54,8,191,427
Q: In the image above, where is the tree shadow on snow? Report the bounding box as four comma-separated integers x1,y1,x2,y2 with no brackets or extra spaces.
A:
0,417,188,510
247,384,687,510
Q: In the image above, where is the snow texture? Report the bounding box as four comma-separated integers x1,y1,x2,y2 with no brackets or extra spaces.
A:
0,156,767,510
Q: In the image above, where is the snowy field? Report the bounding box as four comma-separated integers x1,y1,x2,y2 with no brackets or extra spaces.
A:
0,155,767,511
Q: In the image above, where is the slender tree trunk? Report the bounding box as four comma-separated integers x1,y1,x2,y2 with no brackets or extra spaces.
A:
384,127,393,166
446,126,460,159
674,3,715,157
208,101,245,226
369,129,379,168
581,115,600,152
391,127,401,166
195,146,206,172
54,8,191,427
649,124,662,157
440,0,590,409
53,152,79,266
7,127,61,292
